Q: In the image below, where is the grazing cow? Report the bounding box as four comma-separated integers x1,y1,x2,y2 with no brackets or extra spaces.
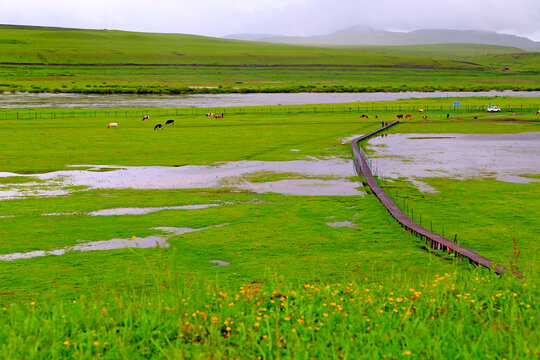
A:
473,116,478,119
142,115,149,121
214,114,222,119
154,124,163,130
536,110,540,115
360,114,369,118
418,109,424,113
206,113,215,117
165,119,175,125
396,114,404,119
422,115,427,120
405,114,412,118
107,122,118,128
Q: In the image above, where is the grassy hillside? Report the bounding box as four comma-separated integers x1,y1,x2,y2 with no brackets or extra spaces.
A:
337,44,540,71
0,25,539,93
339,43,526,59
0,25,474,68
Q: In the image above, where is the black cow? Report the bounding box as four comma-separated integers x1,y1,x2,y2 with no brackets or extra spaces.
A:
165,119,175,125
142,115,150,121
154,124,163,130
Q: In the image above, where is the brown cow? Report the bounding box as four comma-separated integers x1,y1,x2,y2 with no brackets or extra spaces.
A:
536,110,540,115
405,114,412,118
418,109,424,113
396,114,404,119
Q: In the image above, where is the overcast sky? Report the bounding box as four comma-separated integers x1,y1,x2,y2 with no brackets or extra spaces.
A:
1,0,539,41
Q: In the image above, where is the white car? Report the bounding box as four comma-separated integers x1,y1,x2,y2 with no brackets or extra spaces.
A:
487,106,501,112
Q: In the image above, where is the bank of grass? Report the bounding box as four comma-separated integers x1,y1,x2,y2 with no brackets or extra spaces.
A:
378,177,540,278
2,65,540,95
0,267,536,359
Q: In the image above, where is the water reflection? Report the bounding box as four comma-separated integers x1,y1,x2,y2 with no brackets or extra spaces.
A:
366,132,540,192
0,91,538,109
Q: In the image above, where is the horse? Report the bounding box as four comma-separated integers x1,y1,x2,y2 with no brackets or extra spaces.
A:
107,122,118,128
154,124,163,130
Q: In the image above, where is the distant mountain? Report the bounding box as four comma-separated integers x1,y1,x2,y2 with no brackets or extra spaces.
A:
247,28,540,50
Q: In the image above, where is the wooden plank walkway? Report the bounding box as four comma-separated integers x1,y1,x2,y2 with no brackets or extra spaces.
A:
351,121,509,276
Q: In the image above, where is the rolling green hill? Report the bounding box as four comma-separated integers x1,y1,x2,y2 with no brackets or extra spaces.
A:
0,25,480,68
0,25,538,94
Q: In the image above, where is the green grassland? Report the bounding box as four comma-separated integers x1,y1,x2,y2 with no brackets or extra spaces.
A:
0,25,483,66
0,25,539,94
0,99,538,358
337,43,540,70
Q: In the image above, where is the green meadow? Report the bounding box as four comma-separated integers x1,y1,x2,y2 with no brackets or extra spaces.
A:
0,97,538,358
0,25,539,94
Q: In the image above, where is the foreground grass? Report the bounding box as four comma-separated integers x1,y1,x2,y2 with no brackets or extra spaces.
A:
0,268,537,359
0,101,538,358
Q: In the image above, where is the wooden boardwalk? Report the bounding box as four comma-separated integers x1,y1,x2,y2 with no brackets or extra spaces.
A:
351,121,509,276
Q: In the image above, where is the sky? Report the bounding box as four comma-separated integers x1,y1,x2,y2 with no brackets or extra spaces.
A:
1,0,539,41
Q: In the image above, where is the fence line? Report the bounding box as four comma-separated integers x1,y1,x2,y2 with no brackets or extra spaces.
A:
0,103,539,121
351,121,516,277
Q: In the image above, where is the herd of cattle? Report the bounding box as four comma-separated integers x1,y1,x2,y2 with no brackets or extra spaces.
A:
107,116,175,130
107,108,539,129
107,113,226,130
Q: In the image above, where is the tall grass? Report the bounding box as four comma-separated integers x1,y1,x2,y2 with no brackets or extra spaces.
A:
0,261,537,359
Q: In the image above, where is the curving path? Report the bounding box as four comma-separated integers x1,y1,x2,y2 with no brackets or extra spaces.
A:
351,121,512,277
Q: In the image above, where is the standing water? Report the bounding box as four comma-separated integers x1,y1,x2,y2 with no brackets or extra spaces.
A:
0,91,538,108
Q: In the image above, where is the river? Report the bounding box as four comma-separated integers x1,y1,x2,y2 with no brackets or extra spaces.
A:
0,90,538,109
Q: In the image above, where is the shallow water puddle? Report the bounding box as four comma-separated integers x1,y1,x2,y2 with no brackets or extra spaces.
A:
326,220,357,228
366,133,540,192
42,204,221,217
0,224,227,261
0,159,363,199
209,260,230,267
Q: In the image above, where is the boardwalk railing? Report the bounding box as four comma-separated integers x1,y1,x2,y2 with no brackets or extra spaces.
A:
351,121,510,276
